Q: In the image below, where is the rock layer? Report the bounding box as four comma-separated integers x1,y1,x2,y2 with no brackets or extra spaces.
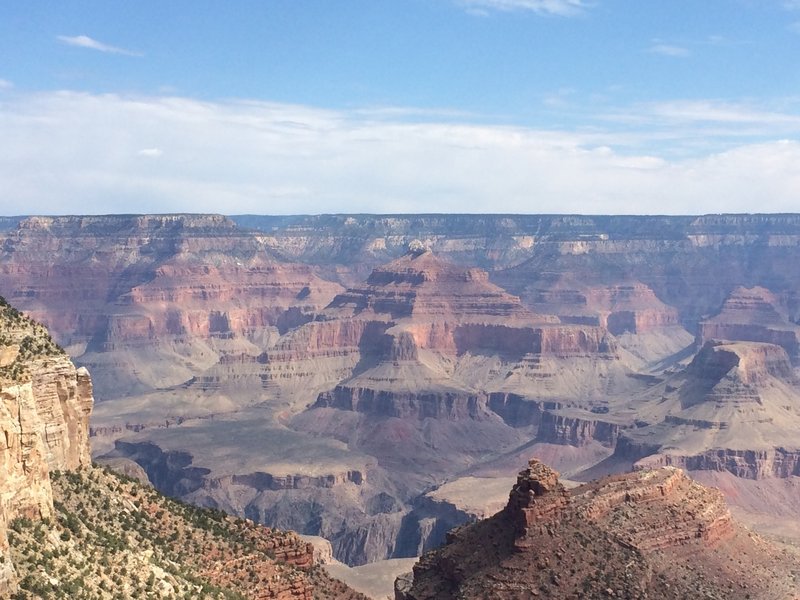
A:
0,215,343,398
614,340,800,479
698,286,800,362
0,297,94,593
397,459,797,600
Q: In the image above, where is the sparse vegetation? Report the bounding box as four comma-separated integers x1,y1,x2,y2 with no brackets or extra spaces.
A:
7,465,366,599
0,294,64,382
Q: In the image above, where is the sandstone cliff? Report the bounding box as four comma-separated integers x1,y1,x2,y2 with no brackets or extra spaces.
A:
0,296,94,594
396,458,800,599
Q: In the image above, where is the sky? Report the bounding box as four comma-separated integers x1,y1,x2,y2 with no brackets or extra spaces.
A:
2,1,800,215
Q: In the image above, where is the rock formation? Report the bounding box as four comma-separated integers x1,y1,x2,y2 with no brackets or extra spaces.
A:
396,458,799,599
0,215,343,398
615,340,800,479
698,286,800,362
0,296,94,593
0,297,367,599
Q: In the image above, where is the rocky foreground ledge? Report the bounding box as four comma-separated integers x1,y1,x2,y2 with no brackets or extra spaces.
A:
396,458,800,599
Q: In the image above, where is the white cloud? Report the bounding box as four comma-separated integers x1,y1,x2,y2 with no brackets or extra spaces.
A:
0,91,799,216
648,44,691,57
457,0,587,16
0,79,13,90
57,35,142,57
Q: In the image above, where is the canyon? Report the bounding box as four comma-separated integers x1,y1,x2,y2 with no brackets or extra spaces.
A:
0,295,367,598
2,213,800,574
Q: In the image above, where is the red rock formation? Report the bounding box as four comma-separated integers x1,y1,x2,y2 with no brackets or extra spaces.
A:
328,251,548,323
0,215,343,396
505,459,570,544
523,279,683,333
397,459,794,600
699,286,800,362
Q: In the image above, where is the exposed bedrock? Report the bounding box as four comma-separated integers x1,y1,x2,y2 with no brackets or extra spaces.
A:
392,492,481,559
203,480,415,566
110,440,369,496
698,286,800,362
0,215,345,398
685,339,795,392
536,410,625,447
531,281,682,335
111,441,212,497
314,387,490,420
396,321,613,358
0,300,95,593
326,250,544,322
487,392,555,427
265,319,391,362
611,340,800,480
635,448,800,479
107,439,412,565
396,461,778,600
591,283,680,333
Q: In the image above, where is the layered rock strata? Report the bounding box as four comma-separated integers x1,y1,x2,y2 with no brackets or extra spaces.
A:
397,458,796,600
0,297,94,593
0,215,343,397
615,340,800,479
698,286,800,362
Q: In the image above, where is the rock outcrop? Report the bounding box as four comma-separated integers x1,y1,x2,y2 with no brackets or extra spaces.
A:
0,296,94,593
698,286,800,362
614,340,800,479
536,409,626,447
397,458,799,600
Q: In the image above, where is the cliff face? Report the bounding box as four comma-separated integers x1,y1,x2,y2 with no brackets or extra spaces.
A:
397,459,797,600
698,286,800,362
615,340,800,479
0,296,94,594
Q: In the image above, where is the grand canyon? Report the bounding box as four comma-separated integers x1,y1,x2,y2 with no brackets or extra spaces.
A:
2,213,800,598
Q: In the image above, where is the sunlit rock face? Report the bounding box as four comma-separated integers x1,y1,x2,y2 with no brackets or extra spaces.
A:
396,459,796,600
0,298,94,594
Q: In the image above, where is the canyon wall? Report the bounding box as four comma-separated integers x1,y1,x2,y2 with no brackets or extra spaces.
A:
0,297,94,594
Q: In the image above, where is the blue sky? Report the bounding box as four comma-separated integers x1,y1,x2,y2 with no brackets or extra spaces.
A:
2,1,800,215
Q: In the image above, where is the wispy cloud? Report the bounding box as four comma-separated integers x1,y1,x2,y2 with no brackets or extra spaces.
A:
0,79,13,90
1,91,800,215
645,100,800,125
457,0,587,17
648,44,691,58
57,35,142,57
